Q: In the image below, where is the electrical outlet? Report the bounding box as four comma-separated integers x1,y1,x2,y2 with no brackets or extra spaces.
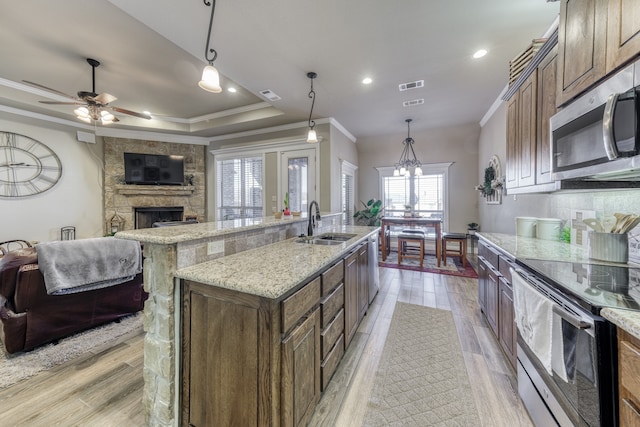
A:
207,241,224,255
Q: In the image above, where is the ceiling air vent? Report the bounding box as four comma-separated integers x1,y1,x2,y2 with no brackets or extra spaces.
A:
403,99,425,107
399,80,424,91
259,89,281,101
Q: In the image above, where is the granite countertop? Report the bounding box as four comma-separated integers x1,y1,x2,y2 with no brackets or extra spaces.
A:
477,232,588,262
175,225,378,300
115,211,338,245
601,308,640,341
480,232,640,339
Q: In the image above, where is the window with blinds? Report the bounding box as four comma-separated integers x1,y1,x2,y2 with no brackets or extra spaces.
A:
382,173,444,219
342,173,354,225
216,156,263,219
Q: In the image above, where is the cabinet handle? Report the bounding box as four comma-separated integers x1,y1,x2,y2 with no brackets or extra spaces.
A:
623,398,640,418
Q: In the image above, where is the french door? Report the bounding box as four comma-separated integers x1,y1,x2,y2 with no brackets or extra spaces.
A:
280,148,316,214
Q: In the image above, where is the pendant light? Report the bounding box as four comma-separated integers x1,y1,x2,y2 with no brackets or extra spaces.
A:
306,72,318,143
198,0,222,93
393,119,423,176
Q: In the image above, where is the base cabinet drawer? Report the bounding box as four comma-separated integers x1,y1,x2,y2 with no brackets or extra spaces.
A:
321,283,344,328
282,277,321,334
321,334,345,391
321,309,344,359
321,260,344,296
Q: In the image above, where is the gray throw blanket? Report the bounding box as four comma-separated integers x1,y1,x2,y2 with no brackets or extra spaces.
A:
36,237,142,295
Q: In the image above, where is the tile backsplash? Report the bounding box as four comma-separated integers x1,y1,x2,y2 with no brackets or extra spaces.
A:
549,189,640,232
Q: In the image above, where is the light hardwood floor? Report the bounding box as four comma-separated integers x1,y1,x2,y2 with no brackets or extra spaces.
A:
0,256,533,426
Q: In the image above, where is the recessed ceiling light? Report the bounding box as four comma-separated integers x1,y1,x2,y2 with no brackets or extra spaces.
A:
473,49,488,59
362,77,373,85
228,87,237,93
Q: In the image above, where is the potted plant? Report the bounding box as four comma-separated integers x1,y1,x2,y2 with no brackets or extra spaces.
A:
283,192,291,216
467,222,479,235
353,199,384,226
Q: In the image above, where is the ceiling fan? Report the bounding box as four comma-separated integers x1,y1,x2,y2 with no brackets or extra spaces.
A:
23,58,151,124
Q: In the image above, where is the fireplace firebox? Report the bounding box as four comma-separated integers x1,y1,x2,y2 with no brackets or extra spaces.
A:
134,207,184,229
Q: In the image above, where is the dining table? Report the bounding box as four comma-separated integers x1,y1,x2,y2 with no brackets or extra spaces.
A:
380,216,442,267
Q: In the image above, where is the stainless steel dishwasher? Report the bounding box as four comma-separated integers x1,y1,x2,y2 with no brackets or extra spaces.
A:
368,233,380,303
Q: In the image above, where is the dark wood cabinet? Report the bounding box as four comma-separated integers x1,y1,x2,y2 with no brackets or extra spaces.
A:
517,71,537,188
478,240,517,370
181,281,273,427
499,276,517,369
618,329,640,427
282,308,321,427
557,0,608,107
505,94,519,189
181,240,374,427
506,44,557,192
606,0,640,74
536,46,557,185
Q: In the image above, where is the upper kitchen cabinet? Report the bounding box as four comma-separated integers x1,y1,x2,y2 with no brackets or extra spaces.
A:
506,71,537,189
505,42,557,193
606,0,640,73
536,46,558,184
556,0,608,107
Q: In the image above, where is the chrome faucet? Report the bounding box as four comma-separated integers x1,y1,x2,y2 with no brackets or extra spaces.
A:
307,200,321,236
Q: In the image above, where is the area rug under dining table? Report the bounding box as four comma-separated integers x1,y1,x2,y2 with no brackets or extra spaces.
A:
379,251,477,278
363,302,481,426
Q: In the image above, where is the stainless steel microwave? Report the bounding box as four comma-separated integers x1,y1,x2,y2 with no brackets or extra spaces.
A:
550,60,640,181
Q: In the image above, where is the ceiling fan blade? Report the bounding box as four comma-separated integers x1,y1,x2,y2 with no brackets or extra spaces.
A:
110,106,152,120
39,101,86,105
93,92,117,105
22,80,78,100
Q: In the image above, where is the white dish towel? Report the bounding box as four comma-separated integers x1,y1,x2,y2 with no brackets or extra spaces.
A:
511,268,554,376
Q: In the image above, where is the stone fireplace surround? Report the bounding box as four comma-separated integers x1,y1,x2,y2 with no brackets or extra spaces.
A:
103,137,206,234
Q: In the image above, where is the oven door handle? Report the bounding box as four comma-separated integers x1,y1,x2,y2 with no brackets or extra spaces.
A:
603,92,620,160
552,305,592,330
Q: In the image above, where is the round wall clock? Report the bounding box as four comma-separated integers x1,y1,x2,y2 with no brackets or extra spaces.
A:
0,131,62,198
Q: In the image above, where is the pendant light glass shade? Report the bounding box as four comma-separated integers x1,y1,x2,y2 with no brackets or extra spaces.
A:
199,65,222,93
199,0,222,93
307,129,318,143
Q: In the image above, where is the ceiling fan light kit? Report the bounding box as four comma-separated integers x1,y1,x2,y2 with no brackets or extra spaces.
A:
306,71,318,143
199,0,222,93
23,57,150,124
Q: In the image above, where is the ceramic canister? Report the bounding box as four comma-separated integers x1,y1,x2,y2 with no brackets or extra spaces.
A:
516,217,537,237
536,218,563,241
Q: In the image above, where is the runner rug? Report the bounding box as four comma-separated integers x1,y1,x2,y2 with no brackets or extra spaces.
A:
0,313,143,389
363,303,481,426
379,251,477,278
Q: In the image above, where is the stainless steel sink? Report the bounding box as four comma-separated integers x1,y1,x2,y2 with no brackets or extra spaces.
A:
315,233,357,241
295,237,343,245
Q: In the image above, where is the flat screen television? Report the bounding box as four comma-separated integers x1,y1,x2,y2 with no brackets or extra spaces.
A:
124,152,185,185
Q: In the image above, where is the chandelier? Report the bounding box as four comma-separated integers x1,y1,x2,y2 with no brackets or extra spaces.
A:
393,119,422,176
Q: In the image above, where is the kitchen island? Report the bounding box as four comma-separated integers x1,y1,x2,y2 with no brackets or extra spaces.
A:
115,215,377,426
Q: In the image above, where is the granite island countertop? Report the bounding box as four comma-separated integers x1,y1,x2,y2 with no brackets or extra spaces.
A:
175,225,378,300
115,211,339,245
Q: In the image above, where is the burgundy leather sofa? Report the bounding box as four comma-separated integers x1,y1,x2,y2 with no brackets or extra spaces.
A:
0,247,147,354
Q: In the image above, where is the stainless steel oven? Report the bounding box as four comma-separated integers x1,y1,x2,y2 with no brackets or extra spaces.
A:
512,264,619,427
